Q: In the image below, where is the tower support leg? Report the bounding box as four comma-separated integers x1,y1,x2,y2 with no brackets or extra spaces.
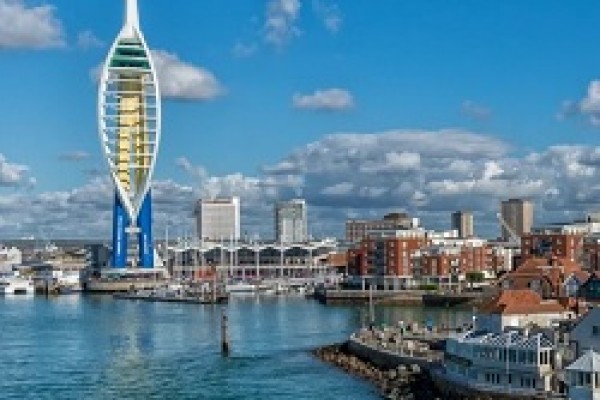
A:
138,191,154,268
112,193,129,268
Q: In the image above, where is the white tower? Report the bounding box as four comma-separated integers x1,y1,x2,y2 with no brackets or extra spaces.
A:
98,0,161,267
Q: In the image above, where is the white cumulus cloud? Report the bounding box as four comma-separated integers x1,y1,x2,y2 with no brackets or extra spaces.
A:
10,130,600,240
0,0,64,49
461,100,492,120
312,0,343,33
152,50,224,101
59,151,91,162
558,80,600,126
77,30,104,49
0,154,33,187
293,88,354,111
92,50,224,101
264,0,302,47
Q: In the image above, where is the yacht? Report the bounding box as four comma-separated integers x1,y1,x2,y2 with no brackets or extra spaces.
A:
0,276,35,295
225,281,257,294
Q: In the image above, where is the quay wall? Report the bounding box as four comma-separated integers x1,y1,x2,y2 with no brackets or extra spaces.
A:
84,279,166,293
317,289,488,306
316,289,424,305
347,337,439,370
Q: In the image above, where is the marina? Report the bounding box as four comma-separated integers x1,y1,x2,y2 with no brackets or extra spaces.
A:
0,294,382,400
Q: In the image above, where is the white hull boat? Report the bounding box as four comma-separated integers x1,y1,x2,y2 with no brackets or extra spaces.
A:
0,278,35,295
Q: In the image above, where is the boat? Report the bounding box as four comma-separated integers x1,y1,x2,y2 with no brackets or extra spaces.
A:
0,277,35,295
225,281,257,294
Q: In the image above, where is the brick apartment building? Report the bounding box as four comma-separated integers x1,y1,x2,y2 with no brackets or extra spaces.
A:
347,229,428,277
583,235,600,271
345,212,418,243
521,231,583,263
417,243,487,277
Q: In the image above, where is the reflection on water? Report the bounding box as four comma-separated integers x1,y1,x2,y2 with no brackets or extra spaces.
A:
0,295,471,399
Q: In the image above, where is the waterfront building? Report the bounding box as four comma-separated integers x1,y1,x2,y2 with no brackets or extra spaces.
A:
413,238,489,284
476,289,573,333
275,199,308,244
165,238,338,280
583,235,600,271
486,241,520,273
570,307,600,358
500,256,582,299
579,274,600,302
98,0,161,268
521,230,583,263
194,197,241,242
345,212,419,243
0,246,22,272
84,243,111,278
31,264,83,291
350,228,428,280
451,210,474,238
564,271,591,298
346,228,500,287
501,198,534,241
566,350,600,400
445,329,557,396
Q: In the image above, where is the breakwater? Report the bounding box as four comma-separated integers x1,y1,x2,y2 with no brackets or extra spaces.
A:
313,343,443,400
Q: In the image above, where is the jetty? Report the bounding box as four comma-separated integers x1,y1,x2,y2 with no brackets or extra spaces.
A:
113,291,227,304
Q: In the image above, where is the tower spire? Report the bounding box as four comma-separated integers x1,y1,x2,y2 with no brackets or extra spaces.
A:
124,0,140,34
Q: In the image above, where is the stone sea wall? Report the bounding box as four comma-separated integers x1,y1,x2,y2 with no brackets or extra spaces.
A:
312,343,443,400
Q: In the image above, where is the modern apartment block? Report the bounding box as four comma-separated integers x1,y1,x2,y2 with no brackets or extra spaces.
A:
194,197,241,242
275,199,308,243
521,230,583,263
451,210,474,238
345,212,419,243
500,199,534,241
352,228,429,277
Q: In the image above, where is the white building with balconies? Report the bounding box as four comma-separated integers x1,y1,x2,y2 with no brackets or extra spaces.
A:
445,329,557,396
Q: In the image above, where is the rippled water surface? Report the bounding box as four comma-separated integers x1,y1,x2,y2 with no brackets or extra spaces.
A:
0,295,471,399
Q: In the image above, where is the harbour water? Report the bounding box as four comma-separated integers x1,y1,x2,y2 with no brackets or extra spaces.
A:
0,295,471,399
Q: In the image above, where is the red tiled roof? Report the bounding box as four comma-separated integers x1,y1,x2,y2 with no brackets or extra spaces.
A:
572,271,591,283
479,289,568,315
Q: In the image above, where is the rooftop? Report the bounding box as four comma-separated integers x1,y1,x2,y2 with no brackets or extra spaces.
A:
479,289,568,315
566,350,600,372
458,329,554,350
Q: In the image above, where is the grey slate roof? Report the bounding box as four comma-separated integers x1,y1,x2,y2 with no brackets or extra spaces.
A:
566,350,600,372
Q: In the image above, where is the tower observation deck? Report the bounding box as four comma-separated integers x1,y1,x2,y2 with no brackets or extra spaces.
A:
98,0,161,268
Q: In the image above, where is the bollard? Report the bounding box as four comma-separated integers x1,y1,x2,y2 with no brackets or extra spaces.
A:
221,312,230,356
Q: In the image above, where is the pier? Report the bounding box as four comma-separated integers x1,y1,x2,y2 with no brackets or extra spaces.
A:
113,291,228,304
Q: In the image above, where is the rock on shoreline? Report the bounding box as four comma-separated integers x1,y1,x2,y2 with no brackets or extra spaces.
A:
312,342,444,400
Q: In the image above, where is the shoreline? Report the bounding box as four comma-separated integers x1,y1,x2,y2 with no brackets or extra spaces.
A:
312,342,443,400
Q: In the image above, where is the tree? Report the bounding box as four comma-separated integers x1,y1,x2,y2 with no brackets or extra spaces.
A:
465,271,485,289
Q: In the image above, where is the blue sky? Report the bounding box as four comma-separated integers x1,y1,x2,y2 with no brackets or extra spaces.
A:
2,0,600,239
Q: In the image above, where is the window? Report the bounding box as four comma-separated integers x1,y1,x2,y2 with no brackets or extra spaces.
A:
541,351,547,365
586,373,592,386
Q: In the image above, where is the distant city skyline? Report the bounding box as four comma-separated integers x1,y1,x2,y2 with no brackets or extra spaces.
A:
2,0,600,239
